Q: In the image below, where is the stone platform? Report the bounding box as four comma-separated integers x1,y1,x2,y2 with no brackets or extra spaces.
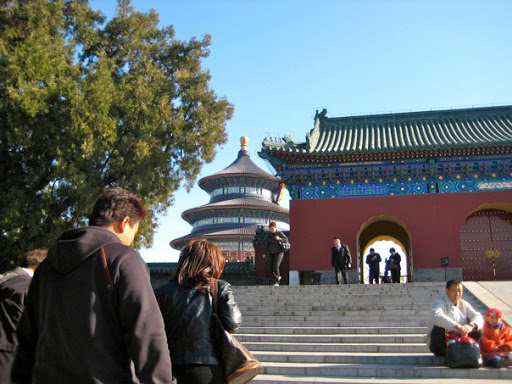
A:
230,282,512,383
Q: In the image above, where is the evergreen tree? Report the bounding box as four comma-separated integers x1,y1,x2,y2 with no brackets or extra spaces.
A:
0,0,233,270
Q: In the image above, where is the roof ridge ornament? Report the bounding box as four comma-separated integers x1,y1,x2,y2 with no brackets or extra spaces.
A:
307,109,327,150
240,136,249,151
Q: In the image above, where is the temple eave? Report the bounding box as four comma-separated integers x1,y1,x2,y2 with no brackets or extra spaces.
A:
262,144,511,164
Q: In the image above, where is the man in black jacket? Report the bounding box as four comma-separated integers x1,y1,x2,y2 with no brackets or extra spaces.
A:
12,187,175,384
0,250,46,384
366,248,382,284
331,237,352,284
389,247,402,283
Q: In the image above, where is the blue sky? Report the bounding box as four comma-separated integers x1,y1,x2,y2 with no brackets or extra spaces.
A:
90,0,512,263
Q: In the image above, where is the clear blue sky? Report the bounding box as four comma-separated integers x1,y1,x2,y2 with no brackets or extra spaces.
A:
90,0,512,263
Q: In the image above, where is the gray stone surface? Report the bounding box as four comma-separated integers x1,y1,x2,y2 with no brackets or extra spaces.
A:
232,283,512,383
463,281,512,325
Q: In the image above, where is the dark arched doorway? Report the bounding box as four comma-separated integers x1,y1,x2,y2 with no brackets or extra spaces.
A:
461,208,512,281
357,216,412,283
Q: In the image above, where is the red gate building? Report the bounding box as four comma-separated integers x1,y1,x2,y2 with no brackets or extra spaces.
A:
259,106,512,282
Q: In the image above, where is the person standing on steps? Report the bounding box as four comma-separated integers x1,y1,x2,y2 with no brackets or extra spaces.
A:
263,222,288,286
155,239,242,383
365,248,381,284
389,248,402,283
331,237,352,285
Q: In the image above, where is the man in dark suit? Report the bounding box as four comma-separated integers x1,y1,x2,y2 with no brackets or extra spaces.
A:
331,237,352,284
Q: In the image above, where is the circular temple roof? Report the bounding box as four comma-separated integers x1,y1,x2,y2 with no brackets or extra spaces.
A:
199,137,282,193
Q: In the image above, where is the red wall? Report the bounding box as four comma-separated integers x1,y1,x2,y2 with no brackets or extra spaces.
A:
289,191,512,271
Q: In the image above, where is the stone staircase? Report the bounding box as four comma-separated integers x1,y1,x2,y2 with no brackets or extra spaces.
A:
231,283,512,383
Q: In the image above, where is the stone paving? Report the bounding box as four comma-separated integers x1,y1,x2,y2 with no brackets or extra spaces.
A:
230,282,512,384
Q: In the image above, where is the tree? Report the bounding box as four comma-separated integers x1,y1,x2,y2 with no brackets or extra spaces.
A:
0,0,233,271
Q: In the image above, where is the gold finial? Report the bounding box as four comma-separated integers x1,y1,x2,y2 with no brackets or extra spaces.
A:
240,136,249,150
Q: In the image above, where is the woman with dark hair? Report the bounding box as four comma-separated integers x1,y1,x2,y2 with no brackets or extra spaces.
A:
155,240,242,384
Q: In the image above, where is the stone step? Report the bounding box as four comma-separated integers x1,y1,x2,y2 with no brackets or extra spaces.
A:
243,342,430,353
240,315,429,322
242,320,431,327
236,333,427,344
235,292,444,296
238,304,433,311
251,374,508,383
239,326,428,335
240,309,429,316
230,283,498,383
233,285,444,299
235,293,443,299
252,351,444,365
234,283,446,290
259,362,512,380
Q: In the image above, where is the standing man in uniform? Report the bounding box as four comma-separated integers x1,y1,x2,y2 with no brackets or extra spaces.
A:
331,237,352,284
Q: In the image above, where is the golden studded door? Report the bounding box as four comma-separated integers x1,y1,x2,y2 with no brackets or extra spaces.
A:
460,209,512,281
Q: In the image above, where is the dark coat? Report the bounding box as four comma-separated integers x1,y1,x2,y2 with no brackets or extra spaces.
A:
331,245,352,268
390,253,402,270
155,279,242,366
366,253,382,272
265,230,288,255
0,268,31,383
12,226,174,384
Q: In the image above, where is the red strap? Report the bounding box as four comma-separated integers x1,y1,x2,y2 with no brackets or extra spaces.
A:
101,247,113,286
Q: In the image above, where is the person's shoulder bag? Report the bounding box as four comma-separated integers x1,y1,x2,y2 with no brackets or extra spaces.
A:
277,232,290,251
211,279,262,384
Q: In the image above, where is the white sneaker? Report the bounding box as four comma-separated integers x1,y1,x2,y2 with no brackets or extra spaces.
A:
273,283,279,287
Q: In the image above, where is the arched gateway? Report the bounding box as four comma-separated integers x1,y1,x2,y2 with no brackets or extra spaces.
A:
358,217,412,283
259,105,512,282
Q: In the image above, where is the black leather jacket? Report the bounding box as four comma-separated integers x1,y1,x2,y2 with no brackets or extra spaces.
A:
265,230,288,254
155,279,242,366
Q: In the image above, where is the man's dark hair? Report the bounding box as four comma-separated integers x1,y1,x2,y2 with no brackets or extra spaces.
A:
89,187,146,227
389,247,395,252
22,249,48,269
333,237,340,241
269,222,277,228
370,248,375,252
446,280,462,289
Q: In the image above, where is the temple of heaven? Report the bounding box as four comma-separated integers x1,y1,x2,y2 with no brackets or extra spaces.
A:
170,136,289,262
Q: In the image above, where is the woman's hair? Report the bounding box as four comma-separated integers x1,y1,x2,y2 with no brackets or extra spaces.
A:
176,239,226,292
269,222,277,228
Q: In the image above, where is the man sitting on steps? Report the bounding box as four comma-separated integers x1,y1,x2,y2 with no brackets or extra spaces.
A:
427,280,484,357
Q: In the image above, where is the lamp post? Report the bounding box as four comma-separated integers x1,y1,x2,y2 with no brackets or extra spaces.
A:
441,257,449,281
